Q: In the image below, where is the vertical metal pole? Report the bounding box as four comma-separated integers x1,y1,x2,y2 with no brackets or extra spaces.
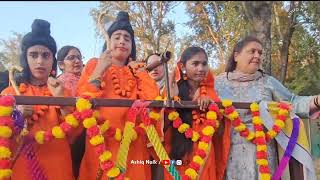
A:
163,61,172,107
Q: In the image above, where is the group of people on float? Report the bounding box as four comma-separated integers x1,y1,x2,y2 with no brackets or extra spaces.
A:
1,10,320,180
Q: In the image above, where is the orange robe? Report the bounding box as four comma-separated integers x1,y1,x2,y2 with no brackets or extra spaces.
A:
77,58,160,180
1,84,74,180
163,70,231,180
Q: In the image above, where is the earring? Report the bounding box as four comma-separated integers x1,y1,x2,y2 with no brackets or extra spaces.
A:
182,69,187,80
50,70,56,77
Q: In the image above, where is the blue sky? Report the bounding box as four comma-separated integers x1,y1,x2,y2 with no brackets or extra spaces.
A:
0,1,191,64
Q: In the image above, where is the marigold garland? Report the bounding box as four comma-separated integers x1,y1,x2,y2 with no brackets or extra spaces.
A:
0,96,15,179
109,66,135,98
221,100,290,180
144,96,181,179
168,103,221,180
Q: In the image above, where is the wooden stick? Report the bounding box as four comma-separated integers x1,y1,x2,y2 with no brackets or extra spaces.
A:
8,65,23,95
97,7,111,51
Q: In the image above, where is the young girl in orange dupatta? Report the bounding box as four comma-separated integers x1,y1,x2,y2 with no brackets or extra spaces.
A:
1,19,74,180
77,11,160,180
163,46,231,180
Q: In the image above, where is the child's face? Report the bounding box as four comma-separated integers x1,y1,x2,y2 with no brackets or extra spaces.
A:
110,30,132,62
27,45,53,82
185,52,209,83
147,54,164,81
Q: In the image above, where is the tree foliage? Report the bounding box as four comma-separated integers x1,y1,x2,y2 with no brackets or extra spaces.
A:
0,32,22,71
184,1,249,71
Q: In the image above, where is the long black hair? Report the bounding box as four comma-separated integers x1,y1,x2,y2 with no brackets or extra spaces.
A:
225,36,264,78
170,46,208,160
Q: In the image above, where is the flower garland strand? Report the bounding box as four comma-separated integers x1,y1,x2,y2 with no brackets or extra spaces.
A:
265,103,290,142
250,103,271,180
167,103,221,180
0,96,15,179
221,100,291,180
75,97,123,179
145,96,180,180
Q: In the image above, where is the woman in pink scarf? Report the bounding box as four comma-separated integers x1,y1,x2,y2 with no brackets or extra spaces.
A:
57,45,84,179
57,45,83,96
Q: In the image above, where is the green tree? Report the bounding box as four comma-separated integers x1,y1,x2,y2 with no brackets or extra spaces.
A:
184,1,249,71
243,1,273,75
0,32,22,70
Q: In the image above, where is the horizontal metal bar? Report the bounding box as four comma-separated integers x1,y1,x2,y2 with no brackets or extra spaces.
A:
2,95,252,109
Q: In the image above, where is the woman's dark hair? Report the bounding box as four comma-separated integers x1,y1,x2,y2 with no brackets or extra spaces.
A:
16,47,57,85
57,45,81,71
170,46,208,160
225,36,263,76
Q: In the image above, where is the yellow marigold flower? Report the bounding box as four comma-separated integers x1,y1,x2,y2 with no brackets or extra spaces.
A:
139,123,146,129
257,145,267,152
202,126,215,136
0,169,12,179
65,114,79,128
193,155,204,165
228,111,239,120
83,117,97,129
278,109,289,116
168,111,179,121
260,173,271,180
90,135,104,146
0,126,12,138
107,167,121,178
274,120,285,128
257,159,269,166
114,128,122,141
0,106,13,116
178,123,190,133
99,151,112,162
93,111,100,119
185,168,198,180
206,111,217,120
234,124,246,132
198,142,209,152
52,126,65,139
215,120,220,128
76,98,92,112
0,147,11,159
267,130,277,138
255,131,265,138
35,131,45,144
250,102,259,112
252,117,263,124
155,96,163,101
100,120,110,134
246,132,255,141
191,131,200,142
149,111,161,121
222,99,232,107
